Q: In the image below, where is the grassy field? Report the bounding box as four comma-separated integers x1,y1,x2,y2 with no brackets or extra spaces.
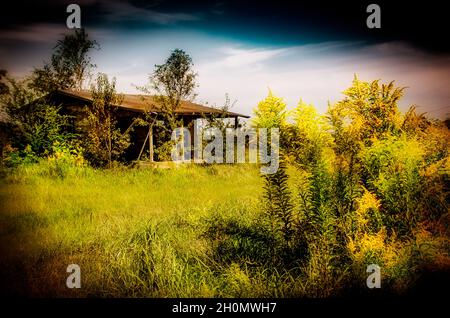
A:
1,159,449,298
0,163,270,297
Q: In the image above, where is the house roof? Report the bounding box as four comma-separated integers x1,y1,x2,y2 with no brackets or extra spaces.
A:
57,89,249,118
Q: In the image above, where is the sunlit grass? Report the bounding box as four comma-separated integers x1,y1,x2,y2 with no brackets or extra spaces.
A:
0,160,448,297
0,163,265,297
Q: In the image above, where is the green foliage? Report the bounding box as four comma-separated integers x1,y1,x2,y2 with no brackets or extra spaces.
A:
3,144,39,167
149,49,197,128
361,133,449,234
151,49,197,108
263,154,294,244
252,90,288,129
0,76,73,156
153,139,175,162
82,73,131,167
305,158,334,235
284,99,331,168
45,141,85,179
204,212,273,266
258,77,449,294
139,49,198,161
1,76,449,297
330,75,403,145
30,29,98,93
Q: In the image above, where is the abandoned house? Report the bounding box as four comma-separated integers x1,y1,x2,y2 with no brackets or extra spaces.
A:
46,89,249,162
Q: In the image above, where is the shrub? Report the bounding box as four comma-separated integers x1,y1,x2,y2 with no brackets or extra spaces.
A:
360,135,425,234
252,90,288,129
3,144,39,168
46,141,85,178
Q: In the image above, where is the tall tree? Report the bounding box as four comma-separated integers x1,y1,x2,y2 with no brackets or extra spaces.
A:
144,49,197,128
82,73,130,167
153,49,197,111
31,29,99,93
139,49,198,160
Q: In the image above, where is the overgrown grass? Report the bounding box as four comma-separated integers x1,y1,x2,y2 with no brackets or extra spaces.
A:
0,162,267,297
0,160,449,297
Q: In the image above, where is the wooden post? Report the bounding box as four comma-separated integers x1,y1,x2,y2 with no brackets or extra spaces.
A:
137,130,150,161
189,118,195,161
149,124,154,162
234,116,239,129
180,120,184,161
108,118,112,168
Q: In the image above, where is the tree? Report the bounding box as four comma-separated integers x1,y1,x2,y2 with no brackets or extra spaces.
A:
139,49,198,160
153,49,197,108
144,48,197,127
0,75,71,155
82,73,130,167
30,29,98,93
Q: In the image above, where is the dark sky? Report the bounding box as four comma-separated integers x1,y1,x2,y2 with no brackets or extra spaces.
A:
0,0,447,52
1,1,449,117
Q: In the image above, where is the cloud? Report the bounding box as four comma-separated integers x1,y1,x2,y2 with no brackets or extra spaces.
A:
0,23,68,43
88,34,448,118
2,23,448,119
221,47,287,67
198,41,361,74
200,46,288,71
102,1,200,25
194,41,450,118
0,23,113,44
78,34,450,119
0,23,114,75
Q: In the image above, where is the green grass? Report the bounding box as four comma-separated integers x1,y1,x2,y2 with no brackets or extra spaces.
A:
1,161,448,297
0,163,268,297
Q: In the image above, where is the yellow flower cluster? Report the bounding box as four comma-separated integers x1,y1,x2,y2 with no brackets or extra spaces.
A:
355,189,381,229
348,228,401,270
